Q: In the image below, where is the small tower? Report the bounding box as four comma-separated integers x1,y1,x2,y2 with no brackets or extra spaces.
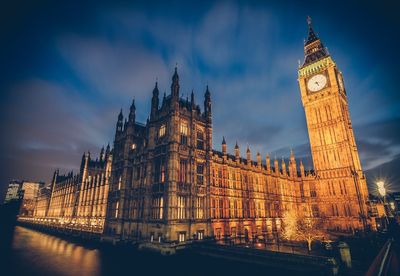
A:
128,99,136,125
116,109,123,135
289,149,297,178
300,160,305,178
246,146,251,165
234,141,240,163
281,157,287,176
256,152,261,169
171,66,180,100
204,85,211,121
274,157,279,175
151,82,159,119
222,136,227,155
100,146,105,162
266,153,271,174
190,90,195,110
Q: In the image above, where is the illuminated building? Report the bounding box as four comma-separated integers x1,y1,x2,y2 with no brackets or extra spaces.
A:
19,181,44,216
31,18,374,243
4,180,22,203
102,18,374,243
32,148,112,232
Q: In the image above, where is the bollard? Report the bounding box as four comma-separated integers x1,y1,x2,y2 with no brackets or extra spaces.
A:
337,242,351,268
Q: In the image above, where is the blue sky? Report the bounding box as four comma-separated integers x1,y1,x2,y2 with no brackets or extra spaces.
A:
1,0,399,197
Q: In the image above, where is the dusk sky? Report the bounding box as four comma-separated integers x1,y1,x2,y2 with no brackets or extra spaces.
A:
1,0,399,199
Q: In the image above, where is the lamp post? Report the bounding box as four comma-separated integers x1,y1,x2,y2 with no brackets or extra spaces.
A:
377,181,386,198
376,181,389,228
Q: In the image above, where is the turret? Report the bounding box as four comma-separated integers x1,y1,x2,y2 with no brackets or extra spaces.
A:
100,146,105,162
246,146,251,164
257,152,261,169
222,136,227,155
116,109,123,135
128,99,136,124
171,66,179,99
80,151,90,181
289,149,297,178
106,143,111,155
282,158,287,176
266,153,271,174
151,82,159,119
300,160,305,178
204,85,211,120
191,90,195,110
234,141,240,163
274,157,279,175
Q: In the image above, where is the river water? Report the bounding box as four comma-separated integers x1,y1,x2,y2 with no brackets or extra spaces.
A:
2,226,271,276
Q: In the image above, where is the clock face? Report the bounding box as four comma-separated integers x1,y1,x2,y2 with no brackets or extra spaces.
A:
307,74,327,92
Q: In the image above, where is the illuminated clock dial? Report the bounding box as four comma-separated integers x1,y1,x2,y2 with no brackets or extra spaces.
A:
307,74,327,92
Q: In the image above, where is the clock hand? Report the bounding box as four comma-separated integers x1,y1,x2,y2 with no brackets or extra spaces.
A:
315,81,319,86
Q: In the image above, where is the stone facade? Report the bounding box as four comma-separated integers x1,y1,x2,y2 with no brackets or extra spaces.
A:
31,19,374,242
102,19,373,243
32,148,112,232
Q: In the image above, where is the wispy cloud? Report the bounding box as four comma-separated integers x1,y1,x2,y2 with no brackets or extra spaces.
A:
0,1,399,193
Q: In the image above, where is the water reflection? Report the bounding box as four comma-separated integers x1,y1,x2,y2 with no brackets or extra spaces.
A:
11,227,100,276
6,226,287,276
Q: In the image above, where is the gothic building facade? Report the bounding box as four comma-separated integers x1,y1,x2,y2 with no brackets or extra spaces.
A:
30,18,374,243
101,19,374,243
32,148,112,232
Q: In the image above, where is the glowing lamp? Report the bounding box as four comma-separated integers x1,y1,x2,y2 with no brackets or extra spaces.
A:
376,181,386,197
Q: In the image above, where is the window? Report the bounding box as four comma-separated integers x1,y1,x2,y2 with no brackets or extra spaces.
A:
118,176,122,190
158,124,166,138
115,201,119,218
197,130,204,150
197,164,204,185
180,122,188,145
179,159,187,183
177,196,186,219
151,196,163,220
196,197,205,219
154,157,166,183
161,164,166,183
178,232,186,243
211,199,216,218
197,230,204,240
131,143,136,150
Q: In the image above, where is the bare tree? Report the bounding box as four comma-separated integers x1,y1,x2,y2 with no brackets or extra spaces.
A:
281,210,325,252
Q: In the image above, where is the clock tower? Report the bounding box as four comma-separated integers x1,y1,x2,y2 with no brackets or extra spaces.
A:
298,17,372,231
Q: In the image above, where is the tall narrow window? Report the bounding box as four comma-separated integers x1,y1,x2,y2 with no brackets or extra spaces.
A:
197,130,204,150
197,164,204,185
161,164,166,183
154,157,166,183
159,124,166,138
177,196,186,219
179,159,187,183
180,122,188,145
196,197,204,219
151,196,164,220
118,176,122,190
115,201,119,218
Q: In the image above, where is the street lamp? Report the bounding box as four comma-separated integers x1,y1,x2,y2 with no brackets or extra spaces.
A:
377,181,386,197
376,180,389,228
